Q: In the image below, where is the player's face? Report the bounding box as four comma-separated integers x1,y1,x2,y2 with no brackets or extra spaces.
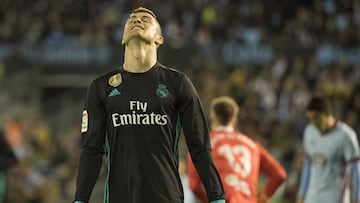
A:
121,12,163,46
305,111,328,131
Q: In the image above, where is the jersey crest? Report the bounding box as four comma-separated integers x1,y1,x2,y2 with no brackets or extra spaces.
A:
312,153,327,165
156,84,169,98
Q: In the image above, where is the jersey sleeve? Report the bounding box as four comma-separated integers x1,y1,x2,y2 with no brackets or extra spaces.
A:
342,128,360,201
342,127,360,163
177,75,225,201
297,155,311,197
258,144,287,197
74,80,107,202
187,153,208,202
349,158,360,202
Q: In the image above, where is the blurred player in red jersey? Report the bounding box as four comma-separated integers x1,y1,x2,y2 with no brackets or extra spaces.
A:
187,96,287,203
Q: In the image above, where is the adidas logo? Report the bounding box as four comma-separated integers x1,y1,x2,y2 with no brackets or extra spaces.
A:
109,88,121,97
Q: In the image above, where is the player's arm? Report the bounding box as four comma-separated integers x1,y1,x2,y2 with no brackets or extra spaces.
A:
74,80,107,203
177,75,225,203
342,130,360,203
348,158,360,203
296,155,311,203
258,144,287,200
187,153,208,202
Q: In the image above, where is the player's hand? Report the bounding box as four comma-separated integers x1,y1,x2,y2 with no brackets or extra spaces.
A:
295,196,304,203
257,192,269,203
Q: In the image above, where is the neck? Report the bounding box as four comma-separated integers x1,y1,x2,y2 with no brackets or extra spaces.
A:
123,40,157,73
211,120,235,131
213,126,234,132
326,116,336,130
319,116,337,133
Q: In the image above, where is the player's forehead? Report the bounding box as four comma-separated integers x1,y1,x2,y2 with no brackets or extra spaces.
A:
128,12,155,20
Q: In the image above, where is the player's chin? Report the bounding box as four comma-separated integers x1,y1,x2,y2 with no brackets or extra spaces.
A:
122,32,140,43
126,35,154,45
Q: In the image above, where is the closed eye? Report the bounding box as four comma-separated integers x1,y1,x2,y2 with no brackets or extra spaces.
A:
141,16,151,23
128,15,152,23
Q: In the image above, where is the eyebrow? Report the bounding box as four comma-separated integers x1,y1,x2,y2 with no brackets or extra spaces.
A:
128,14,153,20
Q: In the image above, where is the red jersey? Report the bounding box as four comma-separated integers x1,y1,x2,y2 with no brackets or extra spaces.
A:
188,127,287,203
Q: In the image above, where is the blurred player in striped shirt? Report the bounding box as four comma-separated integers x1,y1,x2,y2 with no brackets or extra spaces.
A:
187,96,287,203
296,96,360,203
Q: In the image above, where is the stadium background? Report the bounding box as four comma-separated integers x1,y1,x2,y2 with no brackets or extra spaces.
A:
0,0,359,202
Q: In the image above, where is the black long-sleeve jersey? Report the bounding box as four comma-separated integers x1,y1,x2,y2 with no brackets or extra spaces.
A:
75,63,224,203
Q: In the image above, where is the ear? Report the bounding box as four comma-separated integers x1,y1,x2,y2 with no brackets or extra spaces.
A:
155,35,164,46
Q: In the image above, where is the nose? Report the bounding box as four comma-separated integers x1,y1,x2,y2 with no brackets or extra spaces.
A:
133,17,141,24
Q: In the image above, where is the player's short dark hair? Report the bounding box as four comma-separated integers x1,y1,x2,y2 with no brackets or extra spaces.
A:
306,96,332,114
131,7,157,18
211,97,239,125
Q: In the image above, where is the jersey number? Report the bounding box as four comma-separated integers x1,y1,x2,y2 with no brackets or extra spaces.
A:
218,144,252,177
218,144,252,195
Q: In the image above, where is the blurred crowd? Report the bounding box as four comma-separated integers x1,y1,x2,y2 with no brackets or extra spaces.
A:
1,0,360,202
0,0,358,47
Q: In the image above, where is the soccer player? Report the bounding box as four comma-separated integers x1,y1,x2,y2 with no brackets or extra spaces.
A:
296,96,360,203
73,7,225,203
187,96,287,203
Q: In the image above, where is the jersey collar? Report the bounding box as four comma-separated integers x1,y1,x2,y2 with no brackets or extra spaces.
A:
213,126,234,132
